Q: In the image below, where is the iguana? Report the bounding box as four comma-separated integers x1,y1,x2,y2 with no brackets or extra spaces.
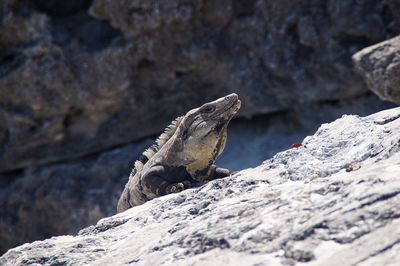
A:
117,93,241,212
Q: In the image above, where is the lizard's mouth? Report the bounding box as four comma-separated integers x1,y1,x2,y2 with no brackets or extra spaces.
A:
211,98,241,120
213,99,241,132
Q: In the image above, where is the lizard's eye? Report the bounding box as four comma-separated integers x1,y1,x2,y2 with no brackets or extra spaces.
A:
201,105,215,113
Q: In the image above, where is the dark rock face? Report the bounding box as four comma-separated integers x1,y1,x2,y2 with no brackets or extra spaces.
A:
1,0,399,172
353,35,400,104
0,0,399,255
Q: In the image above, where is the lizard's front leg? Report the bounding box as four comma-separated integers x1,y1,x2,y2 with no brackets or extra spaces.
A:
141,166,193,198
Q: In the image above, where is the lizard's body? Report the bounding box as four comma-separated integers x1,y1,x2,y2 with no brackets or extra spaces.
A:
117,93,241,212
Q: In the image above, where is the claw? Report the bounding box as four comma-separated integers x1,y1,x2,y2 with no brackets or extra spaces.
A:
166,180,192,194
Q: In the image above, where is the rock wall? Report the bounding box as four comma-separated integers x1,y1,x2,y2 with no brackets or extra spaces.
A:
1,0,399,254
1,107,399,266
1,0,399,171
353,35,400,104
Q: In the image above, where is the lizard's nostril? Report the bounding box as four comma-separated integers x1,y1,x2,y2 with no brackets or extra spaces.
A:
228,93,238,100
225,93,238,102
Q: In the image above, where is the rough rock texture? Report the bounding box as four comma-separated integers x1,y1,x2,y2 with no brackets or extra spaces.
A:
0,95,392,255
1,0,399,172
0,139,153,255
1,0,399,255
1,107,399,266
353,35,400,104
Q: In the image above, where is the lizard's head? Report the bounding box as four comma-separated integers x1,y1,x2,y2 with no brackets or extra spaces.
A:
177,93,241,180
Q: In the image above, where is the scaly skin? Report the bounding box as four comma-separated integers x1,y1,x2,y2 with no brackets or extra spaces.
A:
117,94,241,212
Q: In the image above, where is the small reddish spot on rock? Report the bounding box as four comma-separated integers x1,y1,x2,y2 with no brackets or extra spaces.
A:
291,143,302,148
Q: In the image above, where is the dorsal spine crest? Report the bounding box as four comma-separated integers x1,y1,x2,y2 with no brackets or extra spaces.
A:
131,116,184,174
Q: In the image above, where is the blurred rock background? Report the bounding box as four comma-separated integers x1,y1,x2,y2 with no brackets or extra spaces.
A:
0,0,398,254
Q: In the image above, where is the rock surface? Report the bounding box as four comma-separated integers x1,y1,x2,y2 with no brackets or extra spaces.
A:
353,35,400,104
0,0,399,172
1,107,399,266
1,0,399,256
0,95,392,255
0,139,153,255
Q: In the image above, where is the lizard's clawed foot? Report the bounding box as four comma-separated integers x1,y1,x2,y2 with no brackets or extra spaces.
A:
166,181,192,194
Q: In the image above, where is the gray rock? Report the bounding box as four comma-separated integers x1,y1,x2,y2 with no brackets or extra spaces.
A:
1,0,399,257
0,0,399,172
1,107,399,265
0,139,153,255
0,93,392,255
353,35,400,104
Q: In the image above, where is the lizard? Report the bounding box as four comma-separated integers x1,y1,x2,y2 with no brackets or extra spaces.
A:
117,93,241,212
